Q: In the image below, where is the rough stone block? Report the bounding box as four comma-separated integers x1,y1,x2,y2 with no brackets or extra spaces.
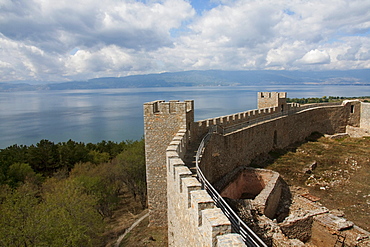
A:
191,190,215,226
202,208,232,247
174,166,192,192
217,233,246,246
182,177,202,208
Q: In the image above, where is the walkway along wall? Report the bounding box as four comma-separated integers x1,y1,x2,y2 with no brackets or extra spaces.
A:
200,103,354,184
144,93,366,246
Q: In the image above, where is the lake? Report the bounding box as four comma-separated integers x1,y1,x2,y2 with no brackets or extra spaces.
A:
1,85,369,149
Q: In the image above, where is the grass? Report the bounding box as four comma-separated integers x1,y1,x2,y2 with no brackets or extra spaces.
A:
102,186,167,247
119,217,167,247
105,135,369,246
263,135,370,231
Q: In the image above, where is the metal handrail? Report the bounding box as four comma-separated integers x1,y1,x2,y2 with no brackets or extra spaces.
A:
194,102,342,246
195,126,267,247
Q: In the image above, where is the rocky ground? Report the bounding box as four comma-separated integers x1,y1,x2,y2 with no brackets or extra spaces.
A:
112,134,369,246
263,134,370,232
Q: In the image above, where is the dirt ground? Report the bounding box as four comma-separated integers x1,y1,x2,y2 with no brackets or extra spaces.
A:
118,216,167,247
106,135,369,246
102,187,167,247
263,135,370,231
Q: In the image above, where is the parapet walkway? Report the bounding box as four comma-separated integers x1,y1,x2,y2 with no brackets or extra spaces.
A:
185,102,342,174
184,102,344,246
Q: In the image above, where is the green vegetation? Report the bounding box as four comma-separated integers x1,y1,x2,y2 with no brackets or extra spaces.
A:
262,135,370,231
0,139,146,246
287,95,370,104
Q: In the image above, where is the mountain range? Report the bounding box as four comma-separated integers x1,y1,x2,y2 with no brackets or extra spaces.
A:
1,69,370,91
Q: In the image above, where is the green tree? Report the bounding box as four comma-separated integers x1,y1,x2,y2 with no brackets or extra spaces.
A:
0,178,105,246
0,144,28,184
6,162,42,187
87,140,127,159
39,178,105,246
88,150,110,164
115,139,147,209
27,140,59,175
0,183,41,246
57,140,90,169
70,162,123,217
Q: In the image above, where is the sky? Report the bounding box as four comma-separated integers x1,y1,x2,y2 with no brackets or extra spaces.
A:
0,0,369,83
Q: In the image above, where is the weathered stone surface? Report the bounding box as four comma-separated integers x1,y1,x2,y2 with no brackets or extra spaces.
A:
324,132,350,139
217,234,245,247
144,93,370,246
347,125,370,137
220,168,284,220
315,214,354,231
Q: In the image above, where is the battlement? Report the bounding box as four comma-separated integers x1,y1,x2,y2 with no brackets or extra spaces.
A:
144,92,370,246
166,127,245,246
144,100,194,115
144,100,194,227
197,107,278,128
258,91,287,111
259,92,286,99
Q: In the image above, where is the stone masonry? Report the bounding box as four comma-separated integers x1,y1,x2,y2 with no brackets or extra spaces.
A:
144,100,194,226
144,92,370,246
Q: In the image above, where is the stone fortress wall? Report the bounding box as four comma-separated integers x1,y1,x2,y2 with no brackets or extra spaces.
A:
143,92,369,246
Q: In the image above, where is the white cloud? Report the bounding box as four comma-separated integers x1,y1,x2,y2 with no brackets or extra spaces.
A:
0,0,370,82
298,49,331,65
64,45,154,79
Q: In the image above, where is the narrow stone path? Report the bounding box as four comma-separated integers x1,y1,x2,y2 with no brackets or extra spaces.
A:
114,212,150,247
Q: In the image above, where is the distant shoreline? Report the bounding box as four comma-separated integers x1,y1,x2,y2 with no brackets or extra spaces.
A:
1,69,370,92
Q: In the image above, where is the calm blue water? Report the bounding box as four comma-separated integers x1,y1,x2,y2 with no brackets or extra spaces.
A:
1,85,369,148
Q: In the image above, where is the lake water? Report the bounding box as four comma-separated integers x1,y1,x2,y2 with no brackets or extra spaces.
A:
1,85,369,148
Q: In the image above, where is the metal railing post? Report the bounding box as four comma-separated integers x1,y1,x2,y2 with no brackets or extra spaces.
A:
195,126,267,247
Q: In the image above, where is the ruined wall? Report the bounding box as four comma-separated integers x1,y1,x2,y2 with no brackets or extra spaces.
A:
361,102,370,129
199,104,351,184
220,168,283,219
346,100,361,127
144,94,368,245
144,100,194,226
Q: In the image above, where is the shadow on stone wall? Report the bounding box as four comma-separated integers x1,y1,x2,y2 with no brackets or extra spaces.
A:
250,132,324,169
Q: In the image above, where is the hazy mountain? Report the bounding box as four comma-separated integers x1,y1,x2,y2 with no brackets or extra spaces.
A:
1,69,370,91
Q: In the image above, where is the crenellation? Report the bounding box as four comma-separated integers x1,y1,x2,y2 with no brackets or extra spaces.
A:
185,100,194,112
144,100,194,226
169,140,183,155
166,150,179,174
221,116,228,124
201,208,232,247
145,92,370,246
190,190,215,226
175,165,192,192
169,100,181,113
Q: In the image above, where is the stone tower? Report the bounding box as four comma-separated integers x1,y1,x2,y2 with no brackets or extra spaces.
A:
143,100,194,226
258,92,287,112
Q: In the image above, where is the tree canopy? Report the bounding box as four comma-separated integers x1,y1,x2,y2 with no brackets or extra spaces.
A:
0,138,146,246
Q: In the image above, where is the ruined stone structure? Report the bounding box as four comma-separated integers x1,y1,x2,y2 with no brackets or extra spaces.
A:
143,92,370,246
